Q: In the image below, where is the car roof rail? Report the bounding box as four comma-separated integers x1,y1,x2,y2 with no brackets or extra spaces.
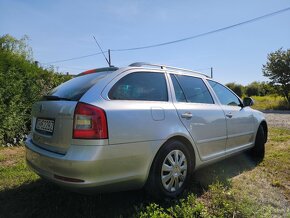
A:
129,62,209,78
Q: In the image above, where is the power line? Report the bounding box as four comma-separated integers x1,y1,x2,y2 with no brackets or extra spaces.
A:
40,63,87,71
43,7,290,64
111,7,290,51
44,52,103,64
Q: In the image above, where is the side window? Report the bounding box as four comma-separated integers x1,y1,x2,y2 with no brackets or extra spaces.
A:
170,74,187,102
208,80,241,106
108,72,168,101
175,75,214,104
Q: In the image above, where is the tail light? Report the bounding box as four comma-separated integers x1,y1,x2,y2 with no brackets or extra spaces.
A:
73,102,108,139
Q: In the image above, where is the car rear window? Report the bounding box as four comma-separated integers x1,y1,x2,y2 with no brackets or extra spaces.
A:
47,71,113,101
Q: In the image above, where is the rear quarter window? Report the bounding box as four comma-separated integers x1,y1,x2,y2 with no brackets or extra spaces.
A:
108,72,168,101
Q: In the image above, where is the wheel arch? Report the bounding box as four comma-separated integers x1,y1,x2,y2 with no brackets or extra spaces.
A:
144,134,197,186
144,135,197,196
165,136,196,166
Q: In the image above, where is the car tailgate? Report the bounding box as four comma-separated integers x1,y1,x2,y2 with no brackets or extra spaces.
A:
31,101,77,154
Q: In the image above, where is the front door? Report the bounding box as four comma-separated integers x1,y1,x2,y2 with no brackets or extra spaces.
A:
207,80,255,153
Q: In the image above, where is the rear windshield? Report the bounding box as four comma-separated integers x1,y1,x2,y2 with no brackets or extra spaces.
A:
47,71,112,101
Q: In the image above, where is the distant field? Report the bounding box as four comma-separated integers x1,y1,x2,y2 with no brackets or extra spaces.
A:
0,127,289,217
251,95,289,110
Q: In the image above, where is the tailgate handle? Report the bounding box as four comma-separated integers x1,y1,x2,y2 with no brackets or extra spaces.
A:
181,112,192,119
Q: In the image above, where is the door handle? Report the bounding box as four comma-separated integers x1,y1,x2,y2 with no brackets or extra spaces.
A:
226,112,233,118
181,112,192,119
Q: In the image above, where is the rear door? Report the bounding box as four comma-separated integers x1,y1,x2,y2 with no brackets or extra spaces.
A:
101,70,179,145
207,80,255,153
170,74,227,161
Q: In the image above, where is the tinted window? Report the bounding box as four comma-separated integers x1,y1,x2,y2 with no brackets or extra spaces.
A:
175,75,213,104
48,71,112,101
170,74,187,102
109,72,168,101
208,80,241,106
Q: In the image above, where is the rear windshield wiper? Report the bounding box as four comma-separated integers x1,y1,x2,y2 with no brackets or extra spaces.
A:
42,95,73,101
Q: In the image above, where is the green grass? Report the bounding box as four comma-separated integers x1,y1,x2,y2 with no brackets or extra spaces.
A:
0,128,290,217
251,95,289,110
0,147,38,190
260,128,290,200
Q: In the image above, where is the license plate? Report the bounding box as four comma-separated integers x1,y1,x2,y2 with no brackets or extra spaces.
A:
35,118,55,134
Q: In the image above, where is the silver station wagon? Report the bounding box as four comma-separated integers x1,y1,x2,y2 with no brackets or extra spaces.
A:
25,62,267,198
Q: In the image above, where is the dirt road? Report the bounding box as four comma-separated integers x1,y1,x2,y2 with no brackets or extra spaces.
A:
263,111,290,129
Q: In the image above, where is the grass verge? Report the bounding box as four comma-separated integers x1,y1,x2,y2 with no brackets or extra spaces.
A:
251,95,289,110
0,128,289,217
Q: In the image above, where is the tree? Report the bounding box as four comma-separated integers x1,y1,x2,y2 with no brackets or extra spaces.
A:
259,81,276,96
262,48,290,103
0,34,32,60
245,81,261,97
225,82,243,97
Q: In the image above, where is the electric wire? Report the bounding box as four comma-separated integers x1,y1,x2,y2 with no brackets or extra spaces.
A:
43,7,290,64
44,52,103,64
111,7,290,52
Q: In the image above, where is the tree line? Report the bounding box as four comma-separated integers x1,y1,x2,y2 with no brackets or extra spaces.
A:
226,81,277,98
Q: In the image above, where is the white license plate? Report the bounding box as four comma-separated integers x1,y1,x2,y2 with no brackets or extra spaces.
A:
35,118,54,134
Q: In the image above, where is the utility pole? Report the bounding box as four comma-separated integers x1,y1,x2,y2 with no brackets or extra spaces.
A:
210,67,213,78
108,49,111,67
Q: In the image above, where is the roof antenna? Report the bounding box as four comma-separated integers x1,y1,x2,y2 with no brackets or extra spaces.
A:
92,36,111,67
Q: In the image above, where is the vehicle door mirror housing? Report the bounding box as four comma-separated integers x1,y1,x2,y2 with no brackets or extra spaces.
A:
243,97,254,107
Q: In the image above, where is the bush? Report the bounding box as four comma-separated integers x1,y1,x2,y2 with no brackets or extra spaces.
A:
245,85,259,96
0,34,72,145
225,83,243,97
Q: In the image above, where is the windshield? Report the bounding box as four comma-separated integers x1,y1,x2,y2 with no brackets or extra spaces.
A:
47,71,113,101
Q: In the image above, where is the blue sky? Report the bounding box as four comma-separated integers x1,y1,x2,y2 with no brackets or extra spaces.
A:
0,0,290,85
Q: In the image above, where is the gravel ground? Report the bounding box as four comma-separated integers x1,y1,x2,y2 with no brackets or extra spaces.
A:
262,110,290,129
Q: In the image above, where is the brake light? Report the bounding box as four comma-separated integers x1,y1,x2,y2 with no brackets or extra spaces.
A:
73,103,108,139
78,69,97,76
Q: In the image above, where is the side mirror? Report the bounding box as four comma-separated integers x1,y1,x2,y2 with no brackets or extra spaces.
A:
243,97,254,107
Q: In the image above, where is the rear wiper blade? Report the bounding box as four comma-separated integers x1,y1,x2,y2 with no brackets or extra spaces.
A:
43,95,72,101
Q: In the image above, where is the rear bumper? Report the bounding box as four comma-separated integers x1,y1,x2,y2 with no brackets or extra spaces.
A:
25,137,163,192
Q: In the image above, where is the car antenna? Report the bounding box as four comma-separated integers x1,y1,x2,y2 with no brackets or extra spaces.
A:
92,36,112,67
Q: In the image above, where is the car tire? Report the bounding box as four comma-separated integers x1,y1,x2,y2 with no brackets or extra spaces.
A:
248,125,265,162
145,139,194,199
